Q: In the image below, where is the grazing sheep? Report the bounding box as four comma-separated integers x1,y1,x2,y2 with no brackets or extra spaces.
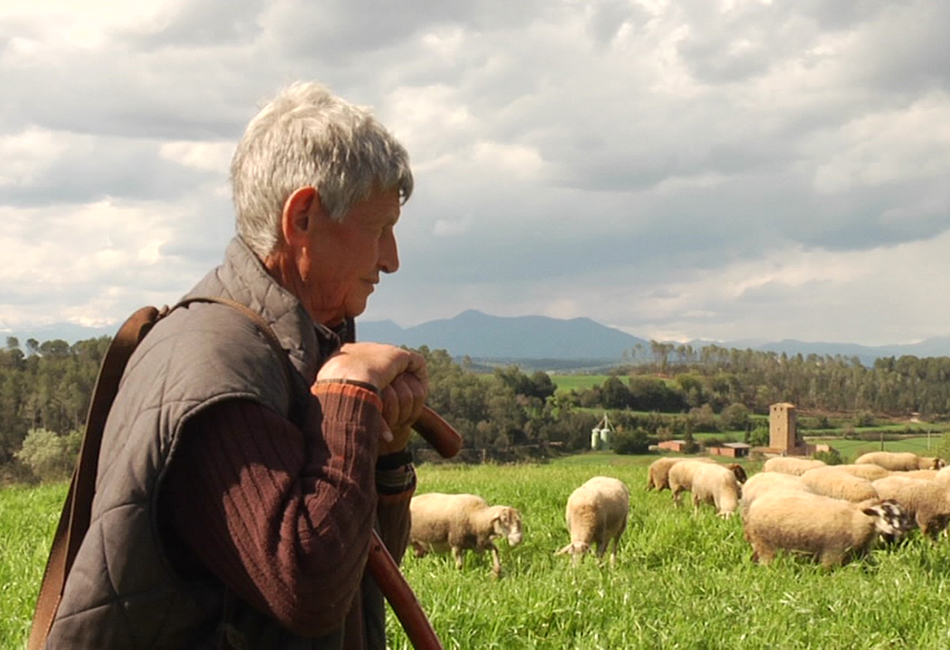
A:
762,457,827,476
646,457,688,491
828,464,891,481
800,466,879,503
646,458,747,491
726,463,749,485
854,451,946,471
556,476,630,565
670,461,741,518
409,493,523,577
743,490,910,568
667,460,710,505
872,475,950,538
740,472,814,520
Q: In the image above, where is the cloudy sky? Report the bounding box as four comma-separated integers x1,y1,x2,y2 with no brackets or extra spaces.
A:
1,0,948,347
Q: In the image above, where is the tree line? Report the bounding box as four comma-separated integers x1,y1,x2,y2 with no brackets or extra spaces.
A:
5,335,950,482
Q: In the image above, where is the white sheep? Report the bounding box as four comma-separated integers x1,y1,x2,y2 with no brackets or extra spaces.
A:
800,466,879,503
646,457,688,491
872,475,950,538
743,489,910,568
854,451,946,471
827,463,891,481
647,457,747,492
555,476,630,565
739,471,814,520
669,460,741,518
762,457,826,476
901,469,939,480
409,493,523,577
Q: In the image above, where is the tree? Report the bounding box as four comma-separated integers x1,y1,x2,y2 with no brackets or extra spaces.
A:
721,403,751,431
15,428,81,481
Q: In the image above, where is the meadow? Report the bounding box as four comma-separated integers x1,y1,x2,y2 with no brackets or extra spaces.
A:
6,456,950,649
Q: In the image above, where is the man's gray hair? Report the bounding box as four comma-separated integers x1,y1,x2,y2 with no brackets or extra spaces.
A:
231,81,414,258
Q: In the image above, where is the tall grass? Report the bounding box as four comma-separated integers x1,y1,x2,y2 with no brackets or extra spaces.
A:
389,459,950,649
0,482,64,649
5,458,950,649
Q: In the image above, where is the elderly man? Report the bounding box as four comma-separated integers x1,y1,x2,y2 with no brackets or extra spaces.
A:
45,82,426,648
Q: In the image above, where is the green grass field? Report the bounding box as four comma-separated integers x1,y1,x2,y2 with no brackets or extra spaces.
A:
6,456,950,649
550,375,611,393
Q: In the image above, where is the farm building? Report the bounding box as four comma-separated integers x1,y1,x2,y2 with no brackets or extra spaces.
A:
658,440,689,453
707,442,751,458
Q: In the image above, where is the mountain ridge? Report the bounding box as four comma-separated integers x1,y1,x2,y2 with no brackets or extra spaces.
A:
7,310,950,367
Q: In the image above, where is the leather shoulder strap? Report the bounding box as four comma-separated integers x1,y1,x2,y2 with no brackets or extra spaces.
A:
28,305,164,650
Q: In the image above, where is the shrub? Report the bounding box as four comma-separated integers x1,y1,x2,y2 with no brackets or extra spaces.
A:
612,428,652,455
853,410,876,427
813,448,844,465
14,428,81,482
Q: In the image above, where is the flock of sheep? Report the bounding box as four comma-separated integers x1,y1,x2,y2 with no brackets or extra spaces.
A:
407,450,950,574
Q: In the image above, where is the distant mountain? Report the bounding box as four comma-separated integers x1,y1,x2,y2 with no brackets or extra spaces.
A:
8,310,950,368
358,309,649,362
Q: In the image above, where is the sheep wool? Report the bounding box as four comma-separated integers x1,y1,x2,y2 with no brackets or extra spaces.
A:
740,471,814,521
743,490,909,568
800,466,879,503
827,464,891,481
556,476,630,566
761,457,827,476
854,451,946,471
680,462,741,518
409,493,523,577
646,457,686,491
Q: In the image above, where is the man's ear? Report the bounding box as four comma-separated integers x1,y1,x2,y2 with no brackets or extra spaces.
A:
281,187,320,245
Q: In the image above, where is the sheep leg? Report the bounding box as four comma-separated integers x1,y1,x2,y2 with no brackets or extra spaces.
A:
671,485,683,506
488,542,502,577
452,547,465,570
750,539,773,565
411,542,428,558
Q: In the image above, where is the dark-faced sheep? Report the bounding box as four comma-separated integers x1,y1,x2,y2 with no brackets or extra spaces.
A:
556,476,629,566
409,493,523,577
872,475,950,538
743,490,910,568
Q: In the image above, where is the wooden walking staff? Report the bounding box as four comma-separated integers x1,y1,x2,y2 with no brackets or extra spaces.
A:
367,406,462,650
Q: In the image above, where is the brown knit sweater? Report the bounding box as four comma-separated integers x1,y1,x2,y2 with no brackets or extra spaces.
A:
161,380,415,641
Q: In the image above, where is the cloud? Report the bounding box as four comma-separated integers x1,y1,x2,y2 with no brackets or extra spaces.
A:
1,0,948,349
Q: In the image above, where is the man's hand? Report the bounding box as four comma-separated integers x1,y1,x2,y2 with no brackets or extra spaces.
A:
315,342,428,455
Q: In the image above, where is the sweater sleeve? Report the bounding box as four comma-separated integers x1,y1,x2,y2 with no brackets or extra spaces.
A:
162,383,383,637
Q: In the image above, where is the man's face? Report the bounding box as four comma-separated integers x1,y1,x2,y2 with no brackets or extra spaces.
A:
306,188,401,326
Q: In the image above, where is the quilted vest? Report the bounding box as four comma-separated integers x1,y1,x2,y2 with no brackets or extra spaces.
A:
45,238,348,649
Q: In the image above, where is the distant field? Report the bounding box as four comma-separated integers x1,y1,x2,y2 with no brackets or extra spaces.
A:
807,435,943,460
550,374,610,392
